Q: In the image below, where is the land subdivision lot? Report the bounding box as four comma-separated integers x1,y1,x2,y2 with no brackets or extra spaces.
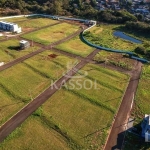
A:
0,63,129,150
22,23,80,45
0,39,39,63
94,51,135,70
84,24,145,51
0,50,75,126
0,117,71,150
123,65,150,150
0,17,28,23
56,36,94,57
18,18,59,32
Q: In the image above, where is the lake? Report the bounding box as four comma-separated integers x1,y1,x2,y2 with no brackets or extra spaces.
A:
113,31,142,44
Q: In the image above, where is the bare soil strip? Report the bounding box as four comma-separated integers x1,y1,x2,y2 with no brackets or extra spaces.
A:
104,61,143,150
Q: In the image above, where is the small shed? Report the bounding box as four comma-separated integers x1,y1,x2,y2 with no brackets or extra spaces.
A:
20,40,30,50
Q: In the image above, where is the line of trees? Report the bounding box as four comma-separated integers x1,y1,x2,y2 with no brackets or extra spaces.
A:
0,0,137,23
97,10,137,23
126,21,150,34
0,0,97,16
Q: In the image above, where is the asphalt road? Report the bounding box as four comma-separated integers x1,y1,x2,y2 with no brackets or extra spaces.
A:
0,49,99,143
104,61,143,150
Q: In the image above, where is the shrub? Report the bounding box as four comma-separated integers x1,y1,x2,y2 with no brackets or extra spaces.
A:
134,46,147,55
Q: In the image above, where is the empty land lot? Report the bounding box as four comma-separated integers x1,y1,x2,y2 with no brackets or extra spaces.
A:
0,116,71,150
56,36,94,57
0,50,75,126
0,17,29,23
18,17,59,32
22,23,80,45
94,51,135,70
0,39,39,63
0,63,129,149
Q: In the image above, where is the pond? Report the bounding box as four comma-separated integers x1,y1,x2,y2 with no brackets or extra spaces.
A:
113,31,142,44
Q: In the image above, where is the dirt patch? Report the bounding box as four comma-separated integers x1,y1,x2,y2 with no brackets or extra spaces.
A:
22,27,35,32
95,28,103,34
48,54,58,58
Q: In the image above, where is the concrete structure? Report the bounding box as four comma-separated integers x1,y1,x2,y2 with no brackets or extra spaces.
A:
0,62,4,66
0,21,21,33
141,114,150,141
20,40,30,50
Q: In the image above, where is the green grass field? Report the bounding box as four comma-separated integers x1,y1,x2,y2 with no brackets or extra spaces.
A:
56,36,94,57
0,86,25,126
84,24,145,52
0,39,39,63
41,63,129,149
94,51,135,70
0,62,129,149
24,50,78,80
0,116,71,150
18,18,59,31
0,50,75,126
22,23,79,45
0,17,28,22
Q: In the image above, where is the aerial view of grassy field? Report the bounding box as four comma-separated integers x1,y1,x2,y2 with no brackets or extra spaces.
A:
0,39,39,63
83,24,149,52
22,23,80,45
94,51,135,70
56,36,94,57
0,63,129,149
0,17,29,22
0,12,150,150
0,116,71,150
0,50,76,126
18,17,59,32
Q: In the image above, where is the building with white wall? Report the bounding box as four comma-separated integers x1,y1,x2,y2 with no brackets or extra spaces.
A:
0,21,21,33
141,114,150,141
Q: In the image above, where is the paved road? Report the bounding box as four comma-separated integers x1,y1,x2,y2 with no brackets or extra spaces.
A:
0,49,99,143
104,61,143,150
0,28,83,72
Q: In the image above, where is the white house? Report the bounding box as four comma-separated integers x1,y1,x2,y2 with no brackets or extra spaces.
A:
0,21,21,33
141,114,150,141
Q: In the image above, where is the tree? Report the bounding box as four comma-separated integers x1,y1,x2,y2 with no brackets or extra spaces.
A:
135,46,147,55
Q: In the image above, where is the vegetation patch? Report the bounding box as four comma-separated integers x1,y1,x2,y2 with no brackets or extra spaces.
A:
42,89,112,149
22,23,79,45
0,17,29,23
0,39,39,63
56,36,94,57
41,64,129,149
24,50,77,80
0,117,70,150
94,51,135,70
84,24,140,52
0,50,75,126
18,17,59,32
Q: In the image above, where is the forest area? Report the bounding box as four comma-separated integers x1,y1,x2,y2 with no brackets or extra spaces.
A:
0,0,98,17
